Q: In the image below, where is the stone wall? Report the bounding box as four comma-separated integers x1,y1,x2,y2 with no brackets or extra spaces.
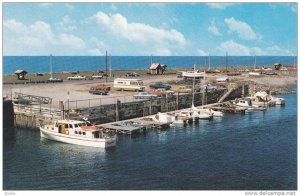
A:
72,89,232,124
11,83,249,129
3,99,14,128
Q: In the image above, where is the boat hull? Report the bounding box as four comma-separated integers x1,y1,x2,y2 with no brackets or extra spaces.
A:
40,127,116,148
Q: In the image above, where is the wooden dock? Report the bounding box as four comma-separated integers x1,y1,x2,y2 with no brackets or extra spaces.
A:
95,101,246,135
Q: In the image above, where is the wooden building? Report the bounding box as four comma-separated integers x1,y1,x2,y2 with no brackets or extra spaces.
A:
15,70,28,80
149,63,167,75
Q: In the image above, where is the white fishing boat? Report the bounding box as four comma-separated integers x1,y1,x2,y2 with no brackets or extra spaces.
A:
152,112,175,124
173,111,192,124
249,72,261,76
40,120,117,148
253,91,284,106
182,70,205,78
202,108,224,117
232,98,266,111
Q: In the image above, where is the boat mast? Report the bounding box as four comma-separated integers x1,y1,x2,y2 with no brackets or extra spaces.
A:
192,64,195,108
50,54,53,78
202,70,206,105
254,55,256,69
105,51,108,82
208,54,211,70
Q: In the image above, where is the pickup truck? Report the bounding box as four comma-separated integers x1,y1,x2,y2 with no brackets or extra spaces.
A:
67,75,86,80
47,77,63,83
134,92,158,99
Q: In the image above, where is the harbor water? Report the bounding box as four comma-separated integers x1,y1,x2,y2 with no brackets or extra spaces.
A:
3,93,297,190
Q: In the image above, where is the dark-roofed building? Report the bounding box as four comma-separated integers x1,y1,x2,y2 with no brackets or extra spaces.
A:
149,63,167,75
274,63,282,70
15,70,28,80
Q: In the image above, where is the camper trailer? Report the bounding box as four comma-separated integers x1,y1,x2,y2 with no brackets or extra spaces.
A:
113,78,145,92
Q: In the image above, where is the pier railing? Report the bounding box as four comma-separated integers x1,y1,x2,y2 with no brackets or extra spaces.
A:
65,95,137,110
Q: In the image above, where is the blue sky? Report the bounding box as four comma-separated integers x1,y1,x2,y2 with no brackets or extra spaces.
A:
3,2,297,56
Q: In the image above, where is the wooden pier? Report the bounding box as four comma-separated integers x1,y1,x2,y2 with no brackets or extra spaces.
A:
94,101,245,135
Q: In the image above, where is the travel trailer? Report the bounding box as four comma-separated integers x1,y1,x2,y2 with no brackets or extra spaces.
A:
113,78,145,91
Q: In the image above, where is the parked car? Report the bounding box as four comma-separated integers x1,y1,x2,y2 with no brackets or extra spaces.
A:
149,82,171,90
67,75,86,80
134,92,158,99
89,84,110,95
47,77,63,83
92,75,103,79
147,89,175,97
36,73,44,76
126,72,139,77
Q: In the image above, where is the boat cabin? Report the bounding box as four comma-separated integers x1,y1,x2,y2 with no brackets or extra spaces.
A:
52,120,104,138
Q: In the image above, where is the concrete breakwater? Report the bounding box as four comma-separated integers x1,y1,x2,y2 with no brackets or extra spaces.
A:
11,83,249,130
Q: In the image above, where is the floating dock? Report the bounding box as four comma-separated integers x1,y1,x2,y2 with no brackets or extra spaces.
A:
95,102,244,135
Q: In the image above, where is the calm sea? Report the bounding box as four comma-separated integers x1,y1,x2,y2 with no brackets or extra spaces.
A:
3,56,297,74
3,93,297,190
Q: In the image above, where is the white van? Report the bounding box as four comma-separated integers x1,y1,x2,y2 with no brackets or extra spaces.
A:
113,78,145,91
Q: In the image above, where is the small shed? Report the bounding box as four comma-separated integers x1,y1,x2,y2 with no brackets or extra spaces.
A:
15,70,28,80
149,63,167,75
274,63,282,70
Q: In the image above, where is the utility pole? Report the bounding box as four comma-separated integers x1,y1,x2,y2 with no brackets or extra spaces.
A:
225,52,228,72
109,54,112,77
105,51,108,82
50,54,53,78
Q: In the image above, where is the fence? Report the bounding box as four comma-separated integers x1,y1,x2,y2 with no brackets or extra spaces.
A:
65,95,141,110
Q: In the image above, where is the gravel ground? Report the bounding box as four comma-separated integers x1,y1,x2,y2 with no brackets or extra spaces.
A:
3,72,297,109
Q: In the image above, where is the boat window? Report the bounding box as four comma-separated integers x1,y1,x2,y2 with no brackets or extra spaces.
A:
83,132,86,135
74,124,78,128
65,124,68,128
75,131,78,134
69,124,73,129
78,123,82,127
79,131,82,135
55,123,58,127
94,131,100,138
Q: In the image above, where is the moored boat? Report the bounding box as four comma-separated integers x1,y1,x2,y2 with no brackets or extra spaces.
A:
40,120,117,148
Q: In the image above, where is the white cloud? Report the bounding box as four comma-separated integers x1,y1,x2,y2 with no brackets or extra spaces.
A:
208,18,221,36
65,3,75,10
206,3,236,9
56,15,77,32
58,34,86,49
3,19,92,55
4,19,27,32
224,17,257,40
88,48,102,56
110,4,117,10
214,40,292,56
291,4,297,13
90,37,107,49
39,3,54,7
266,45,293,55
214,40,251,55
197,49,208,56
91,11,187,55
